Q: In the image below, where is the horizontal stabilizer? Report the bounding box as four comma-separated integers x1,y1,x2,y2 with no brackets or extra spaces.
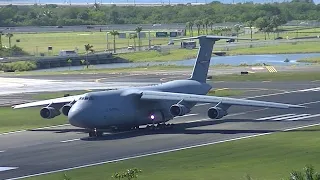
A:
174,35,257,41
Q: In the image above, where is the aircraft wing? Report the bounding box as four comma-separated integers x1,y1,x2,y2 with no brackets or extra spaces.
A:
12,95,82,109
139,91,304,109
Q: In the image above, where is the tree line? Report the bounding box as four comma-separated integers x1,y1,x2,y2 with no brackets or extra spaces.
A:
0,1,319,27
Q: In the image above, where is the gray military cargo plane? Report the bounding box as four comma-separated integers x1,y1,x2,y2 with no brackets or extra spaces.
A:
13,36,305,137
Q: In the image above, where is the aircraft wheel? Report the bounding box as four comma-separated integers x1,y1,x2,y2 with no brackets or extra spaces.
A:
89,131,95,137
95,131,103,137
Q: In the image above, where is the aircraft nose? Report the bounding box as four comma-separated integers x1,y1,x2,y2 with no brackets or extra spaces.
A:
68,106,90,128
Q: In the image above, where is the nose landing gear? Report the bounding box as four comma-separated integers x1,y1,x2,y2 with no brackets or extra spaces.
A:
88,128,103,137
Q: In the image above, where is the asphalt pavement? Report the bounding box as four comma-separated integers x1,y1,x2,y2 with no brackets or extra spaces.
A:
0,84,320,179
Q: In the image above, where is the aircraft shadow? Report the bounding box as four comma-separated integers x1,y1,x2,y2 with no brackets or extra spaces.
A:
81,118,278,141
28,118,315,139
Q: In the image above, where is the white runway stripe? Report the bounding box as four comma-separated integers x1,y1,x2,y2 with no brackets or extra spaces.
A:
257,113,320,121
174,113,198,118
298,87,320,92
256,114,295,121
273,114,310,121
60,139,80,143
0,167,18,172
285,114,320,121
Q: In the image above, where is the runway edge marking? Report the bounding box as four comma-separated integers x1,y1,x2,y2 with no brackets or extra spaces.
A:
0,124,70,136
6,123,320,180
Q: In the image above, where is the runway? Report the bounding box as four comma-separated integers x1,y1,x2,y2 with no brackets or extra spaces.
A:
0,84,320,179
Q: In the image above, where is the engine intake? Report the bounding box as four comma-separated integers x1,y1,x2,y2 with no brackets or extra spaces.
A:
62,104,72,116
207,107,227,119
40,107,61,119
170,104,190,116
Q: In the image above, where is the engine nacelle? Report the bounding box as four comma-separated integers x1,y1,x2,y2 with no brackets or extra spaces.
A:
207,107,227,119
170,104,190,116
61,104,72,116
40,107,61,119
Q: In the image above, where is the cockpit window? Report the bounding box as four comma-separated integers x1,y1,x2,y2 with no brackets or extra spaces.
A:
79,96,94,101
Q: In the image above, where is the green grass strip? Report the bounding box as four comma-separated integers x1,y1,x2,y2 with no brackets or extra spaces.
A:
25,125,320,180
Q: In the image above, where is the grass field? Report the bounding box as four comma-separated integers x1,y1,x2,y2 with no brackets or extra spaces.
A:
2,26,319,57
0,107,67,133
117,48,198,62
211,71,320,81
114,40,320,62
226,41,320,55
2,31,170,56
2,65,193,76
24,124,320,180
297,57,320,63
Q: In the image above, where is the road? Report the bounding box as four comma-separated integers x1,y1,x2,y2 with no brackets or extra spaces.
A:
0,79,320,179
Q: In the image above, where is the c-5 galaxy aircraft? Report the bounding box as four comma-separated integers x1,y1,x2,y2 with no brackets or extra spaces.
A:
13,36,304,137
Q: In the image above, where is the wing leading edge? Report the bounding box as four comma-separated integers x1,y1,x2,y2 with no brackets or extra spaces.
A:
12,95,82,109
139,90,305,109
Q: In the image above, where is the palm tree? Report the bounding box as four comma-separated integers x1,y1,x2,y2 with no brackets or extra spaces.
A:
195,20,202,36
246,20,254,41
189,21,194,36
84,43,93,68
234,25,241,42
185,22,190,36
290,165,320,180
6,33,13,48
209,20,214,34
135,26,142,51
109,30,119,53
204,18,210,35
130,33,137,51
0,31,4,48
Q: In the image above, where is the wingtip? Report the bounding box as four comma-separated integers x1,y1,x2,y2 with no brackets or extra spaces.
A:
290,105,306,108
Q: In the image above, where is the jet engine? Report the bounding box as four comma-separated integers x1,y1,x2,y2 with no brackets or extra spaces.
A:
40,107,61,119
169,104,190,116
61,104,72,116
207,107,227,119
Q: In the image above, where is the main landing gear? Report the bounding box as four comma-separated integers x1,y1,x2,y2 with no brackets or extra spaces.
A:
146,123,174,130
88,128,103,137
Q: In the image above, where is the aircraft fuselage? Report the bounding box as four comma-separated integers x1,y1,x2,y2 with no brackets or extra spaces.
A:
68,79,212,129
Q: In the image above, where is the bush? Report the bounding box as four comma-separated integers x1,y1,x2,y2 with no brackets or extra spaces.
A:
0,45,29,57
0,61,37,72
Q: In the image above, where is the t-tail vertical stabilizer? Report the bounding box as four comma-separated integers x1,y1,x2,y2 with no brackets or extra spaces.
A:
190,36,215,83
175,36,253,83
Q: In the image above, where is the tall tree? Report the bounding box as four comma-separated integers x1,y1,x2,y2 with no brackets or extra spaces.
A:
195,20,202,36
255,17,269,40
234,25,241,42
109,30,119,53
135,26,142,51
130,33,137,51
185,22,191,36
209,20,214,33
0,31,3,48
84,43,93,67
189,21,194,36
246,20,254,41
5,33,13,48
204,18,210,35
